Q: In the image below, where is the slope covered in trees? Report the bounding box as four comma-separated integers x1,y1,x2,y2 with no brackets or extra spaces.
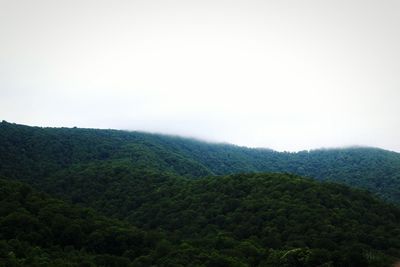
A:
0,177,163,266
1,121,400,203
3,176,303,267
1,121,400,266
1,172,400,266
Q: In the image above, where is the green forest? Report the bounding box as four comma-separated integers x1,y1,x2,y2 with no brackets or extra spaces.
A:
1,121,400,266
1,121,400,203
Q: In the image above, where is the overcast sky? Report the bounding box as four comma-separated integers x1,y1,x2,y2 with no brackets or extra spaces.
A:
1,0,399,152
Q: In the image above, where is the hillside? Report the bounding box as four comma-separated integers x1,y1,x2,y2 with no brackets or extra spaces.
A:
1,172,400,266
0,177,165,266
1,122,400,266
1,121,400,203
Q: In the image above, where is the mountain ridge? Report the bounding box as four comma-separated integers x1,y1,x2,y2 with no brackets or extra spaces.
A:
1,121,400,266
4,120,397,153
1,120,400,203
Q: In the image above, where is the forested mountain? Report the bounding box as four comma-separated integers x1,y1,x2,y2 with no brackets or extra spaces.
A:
0,122,400,267
1,121,400,266
1,121,400,203
1,173,400,266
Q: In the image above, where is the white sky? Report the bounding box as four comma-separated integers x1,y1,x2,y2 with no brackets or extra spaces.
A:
1,0,399,152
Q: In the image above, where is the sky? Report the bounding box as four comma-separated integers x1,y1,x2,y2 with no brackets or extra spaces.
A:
0,0,399,152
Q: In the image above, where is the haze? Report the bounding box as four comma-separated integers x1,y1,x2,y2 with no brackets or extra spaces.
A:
1,0,399,152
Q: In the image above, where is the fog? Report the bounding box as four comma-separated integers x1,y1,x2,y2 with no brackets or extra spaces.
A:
1,0,399,151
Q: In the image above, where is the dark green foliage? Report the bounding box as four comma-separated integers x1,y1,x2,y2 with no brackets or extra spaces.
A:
1,121,400,266
0,178,261,266
0,121,211,183
1,121,400,203
0,178,160,266
5,167,400,266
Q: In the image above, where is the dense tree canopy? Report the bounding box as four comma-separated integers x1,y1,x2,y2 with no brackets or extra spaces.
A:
1,121,400,203
1,121,400,266
1,173,400,266
0,178,159,266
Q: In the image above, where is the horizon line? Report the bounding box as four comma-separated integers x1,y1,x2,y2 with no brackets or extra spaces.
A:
2,120,399,154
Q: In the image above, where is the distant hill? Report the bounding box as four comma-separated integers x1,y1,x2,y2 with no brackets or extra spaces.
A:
1,121,400,266
1,121,400,203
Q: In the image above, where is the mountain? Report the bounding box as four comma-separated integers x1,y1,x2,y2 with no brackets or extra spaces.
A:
1,121,400,266
1,172,400,267
1,121,400,203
